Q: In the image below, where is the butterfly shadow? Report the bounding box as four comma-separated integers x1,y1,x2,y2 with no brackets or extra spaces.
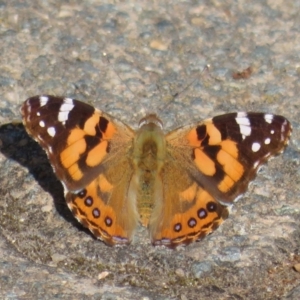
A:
0,122,95,239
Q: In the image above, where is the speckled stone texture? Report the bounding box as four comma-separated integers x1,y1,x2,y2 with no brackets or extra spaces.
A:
0,1,299,299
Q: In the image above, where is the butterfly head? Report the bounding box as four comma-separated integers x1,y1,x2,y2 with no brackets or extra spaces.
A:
138,114,163,130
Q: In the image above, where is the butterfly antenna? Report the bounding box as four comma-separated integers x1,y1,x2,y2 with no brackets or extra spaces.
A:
102,52,136,98
160,64,211,111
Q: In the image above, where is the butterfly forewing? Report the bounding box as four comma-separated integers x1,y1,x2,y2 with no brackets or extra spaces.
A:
168,112,292,204
21,95,134,191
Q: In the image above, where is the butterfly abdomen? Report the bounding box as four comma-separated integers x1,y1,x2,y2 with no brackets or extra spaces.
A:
132,117,166,227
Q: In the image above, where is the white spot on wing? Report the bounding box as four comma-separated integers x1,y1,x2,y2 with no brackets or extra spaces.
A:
58,111,70,123
39,120,45,127
264,114,273,124
239,124,251,139
252,142,261,152
264,138,271,145
235,115,250,125
37,111,41,116
58,100,75,123
47,127,56,137
270,129,275,134
64,97,74,104
39,96,49,107
235,115,251,139
61,103,74,111
237,112,247,118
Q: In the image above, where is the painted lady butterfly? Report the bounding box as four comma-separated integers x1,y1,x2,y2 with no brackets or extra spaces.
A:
21,95,292,247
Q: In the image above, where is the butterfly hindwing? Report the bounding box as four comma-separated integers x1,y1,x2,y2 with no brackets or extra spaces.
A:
66,165,139,246
149,157,229,247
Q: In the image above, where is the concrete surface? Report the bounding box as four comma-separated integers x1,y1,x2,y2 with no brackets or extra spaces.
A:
0,1,299,299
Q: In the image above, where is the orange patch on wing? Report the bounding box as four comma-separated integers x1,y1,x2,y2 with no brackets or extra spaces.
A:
68,163,83,180
98,174,113,193
84,113,100,135
196,189,218,216
102,121,116,139
61,139,86,168
194,148,216,176
85,141,108,167
206,123,222,145
196,188,212,202
67,128,85,145
110,223,128,238
72,197,88,215
217,149,244,182
220,140,238,158
180,182,198,202
102,205,116,223
186,129,200,147
218,175,235,192
159,213,182,238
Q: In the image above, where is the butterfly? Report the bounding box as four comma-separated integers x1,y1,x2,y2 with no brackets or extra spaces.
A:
21,95,292,247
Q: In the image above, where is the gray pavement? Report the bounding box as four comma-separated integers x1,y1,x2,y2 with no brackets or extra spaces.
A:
0,1,299,299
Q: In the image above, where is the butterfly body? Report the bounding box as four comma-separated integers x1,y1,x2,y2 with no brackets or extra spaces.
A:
132,115,166,227
21,96,292,247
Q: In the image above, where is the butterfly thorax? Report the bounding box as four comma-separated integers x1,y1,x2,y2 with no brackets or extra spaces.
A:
132,115,166,227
